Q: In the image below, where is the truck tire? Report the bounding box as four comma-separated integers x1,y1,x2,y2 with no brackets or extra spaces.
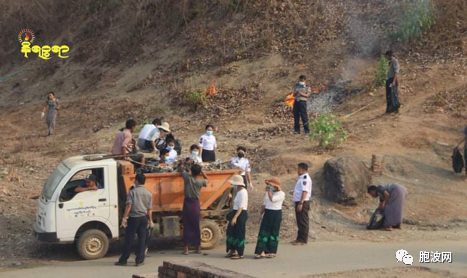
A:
200,220,220,250
76,229,109,260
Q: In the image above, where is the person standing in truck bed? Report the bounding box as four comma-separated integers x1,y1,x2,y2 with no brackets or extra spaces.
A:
111,119,144,166
115,173,154,267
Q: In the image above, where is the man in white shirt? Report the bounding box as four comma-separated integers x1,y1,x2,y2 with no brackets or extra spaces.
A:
292,163,312,245
137,119,170,153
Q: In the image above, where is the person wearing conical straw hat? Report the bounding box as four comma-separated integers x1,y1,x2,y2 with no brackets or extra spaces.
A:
225,174,248,260
254,177,285,259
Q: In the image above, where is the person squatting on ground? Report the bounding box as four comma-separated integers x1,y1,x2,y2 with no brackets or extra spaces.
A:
225,174,248,260
385,50,401,114
254,177,285,259
42,92,60,136
231,146,254,190
292,163,312,245
115,173,153,267
368,184,408,231
199,124,217,162
180,164,209,255
293,75,312,134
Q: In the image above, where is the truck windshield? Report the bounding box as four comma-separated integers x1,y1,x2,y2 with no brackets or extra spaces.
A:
41,163,69,201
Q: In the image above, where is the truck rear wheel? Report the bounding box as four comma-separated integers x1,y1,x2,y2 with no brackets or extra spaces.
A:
77,229,109,260
200,220,220,250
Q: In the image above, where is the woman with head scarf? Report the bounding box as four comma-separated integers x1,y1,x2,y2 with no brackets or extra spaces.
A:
225,174,248,260
368,184,408,231
254,177,285,259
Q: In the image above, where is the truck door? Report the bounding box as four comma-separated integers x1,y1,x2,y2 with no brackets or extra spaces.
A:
56,167,110,241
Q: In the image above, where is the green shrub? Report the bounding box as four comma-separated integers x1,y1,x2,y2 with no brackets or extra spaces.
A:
186,89,206,111
309,113,348,149
374,56,389,87
388,0,435,43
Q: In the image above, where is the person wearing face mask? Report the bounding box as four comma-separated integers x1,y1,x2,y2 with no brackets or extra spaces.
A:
231,146,253,190
187,144,203,164
159,149,171,166
165,138,178,164
254,178,285,259
199,125,217,162
293,75,312,135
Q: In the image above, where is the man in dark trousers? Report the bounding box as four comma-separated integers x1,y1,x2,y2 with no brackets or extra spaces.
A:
291,163,312,245
115,173,153,267
293,75,312,134
385,50,401,114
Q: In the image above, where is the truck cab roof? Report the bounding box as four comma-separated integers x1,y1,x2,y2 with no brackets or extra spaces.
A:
63,155,116,170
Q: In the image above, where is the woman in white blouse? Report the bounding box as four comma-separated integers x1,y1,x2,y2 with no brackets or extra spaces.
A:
199,124,217,162
225,175,248,260
254,177,285,259
231,146,253,190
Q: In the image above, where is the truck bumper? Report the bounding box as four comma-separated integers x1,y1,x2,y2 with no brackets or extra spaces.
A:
33,223,59,243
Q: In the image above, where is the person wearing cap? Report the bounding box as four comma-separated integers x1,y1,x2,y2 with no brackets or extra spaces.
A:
293,75,312,134
225,174,248,260
254,177,285,259
292,163,312,245
231,146,253,190
115,173,153,267
137,119,170,153
75,174,103,193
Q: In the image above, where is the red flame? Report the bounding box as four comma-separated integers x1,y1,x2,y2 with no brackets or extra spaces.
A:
208,83,217,96
284,93,294,107
24,33,30,41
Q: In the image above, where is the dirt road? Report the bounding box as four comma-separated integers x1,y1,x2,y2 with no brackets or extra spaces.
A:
1,240,465,278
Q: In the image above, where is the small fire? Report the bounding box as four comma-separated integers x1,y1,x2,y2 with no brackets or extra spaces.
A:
24,33,30,41
208,82,217,96
283,87,322,107
284,92,294,107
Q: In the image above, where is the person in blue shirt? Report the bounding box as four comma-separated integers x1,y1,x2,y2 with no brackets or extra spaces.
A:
75,174,103,193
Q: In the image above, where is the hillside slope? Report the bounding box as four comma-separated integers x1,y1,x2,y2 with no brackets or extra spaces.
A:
0,0,466,270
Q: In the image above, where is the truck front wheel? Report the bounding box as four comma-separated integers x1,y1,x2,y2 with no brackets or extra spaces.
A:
77,229,109,260
200,220,220,250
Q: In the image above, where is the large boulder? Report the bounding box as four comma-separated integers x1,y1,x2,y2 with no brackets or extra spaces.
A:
324,155,372,206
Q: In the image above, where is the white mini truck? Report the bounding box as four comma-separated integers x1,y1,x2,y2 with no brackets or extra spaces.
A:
33,155,238,259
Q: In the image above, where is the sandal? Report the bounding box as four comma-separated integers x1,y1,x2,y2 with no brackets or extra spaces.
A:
181,251,189,255
225,253,236,258
255,254,266,259
267,254,276,258
231,255,244,260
